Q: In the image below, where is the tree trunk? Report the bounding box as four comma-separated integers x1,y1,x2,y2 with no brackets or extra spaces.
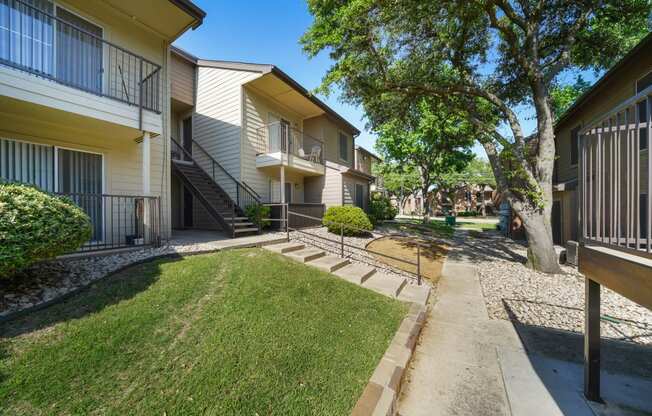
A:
515,204,562,274
421,185,430,223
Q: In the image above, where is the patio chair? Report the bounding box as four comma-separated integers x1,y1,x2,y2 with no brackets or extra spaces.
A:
309,146,321,163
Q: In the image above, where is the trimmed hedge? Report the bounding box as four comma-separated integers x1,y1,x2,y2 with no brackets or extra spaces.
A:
0,182,92,278
322,206,373,236
368,194,398,225
457,210,479,217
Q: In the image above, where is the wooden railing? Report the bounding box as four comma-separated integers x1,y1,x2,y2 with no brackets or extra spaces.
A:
579,85,651,255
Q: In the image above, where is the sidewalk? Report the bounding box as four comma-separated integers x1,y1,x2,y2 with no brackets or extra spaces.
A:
397,261,519,415
397,249,652,415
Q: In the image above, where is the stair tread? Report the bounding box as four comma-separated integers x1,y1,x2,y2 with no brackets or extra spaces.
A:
396,283,431,306
233,227,259,233
263,242,305,254
307,255,349,272
334,263,377,284
362,272,407,298
285,248,326,263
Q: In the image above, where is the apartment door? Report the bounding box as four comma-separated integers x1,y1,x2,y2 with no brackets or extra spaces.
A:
355,183,364,209
183,187,194,227
55,6,103,94
552,200,562,245
57,148,103,240
284,182,293,203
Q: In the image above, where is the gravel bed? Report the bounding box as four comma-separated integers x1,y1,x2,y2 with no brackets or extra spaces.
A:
1,232,286,318
463,232,652,345
289,226,424,286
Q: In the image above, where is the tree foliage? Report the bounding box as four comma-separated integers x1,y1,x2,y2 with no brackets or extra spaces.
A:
550,75,592,120
375,99,475,218
302,0,650,272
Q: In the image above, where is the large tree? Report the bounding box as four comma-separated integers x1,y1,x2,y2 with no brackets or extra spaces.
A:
302,0,650,273
375,99,475,221
434,157,496,214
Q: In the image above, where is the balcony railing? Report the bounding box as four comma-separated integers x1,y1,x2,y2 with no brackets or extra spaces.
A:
257,122,324,165
579,85,651,254
57,192,161,253
0,0,161,114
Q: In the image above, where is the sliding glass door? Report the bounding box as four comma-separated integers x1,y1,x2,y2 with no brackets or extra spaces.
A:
57,148,103,240
0,0,103,93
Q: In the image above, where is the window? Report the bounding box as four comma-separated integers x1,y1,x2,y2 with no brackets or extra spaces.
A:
636,71,652,94
339,133,349,161
637,100,648,150
570,126,580,166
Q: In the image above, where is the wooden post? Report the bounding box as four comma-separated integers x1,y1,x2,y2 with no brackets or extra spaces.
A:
584,277,601,402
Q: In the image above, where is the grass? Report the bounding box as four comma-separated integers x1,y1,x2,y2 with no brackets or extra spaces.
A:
384,218,498,238
0,249,407,415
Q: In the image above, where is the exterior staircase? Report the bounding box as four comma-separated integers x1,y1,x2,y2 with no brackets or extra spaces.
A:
171,138,262,238
263,241,430,305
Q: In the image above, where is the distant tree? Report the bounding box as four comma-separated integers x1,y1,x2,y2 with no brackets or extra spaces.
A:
302,0,650,273
434,157,496,213
375,99,475,222
373,162,421,215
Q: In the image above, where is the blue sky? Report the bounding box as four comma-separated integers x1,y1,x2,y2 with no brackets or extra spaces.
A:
174,1,597,159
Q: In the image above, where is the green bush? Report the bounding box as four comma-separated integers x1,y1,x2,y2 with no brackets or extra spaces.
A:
368,194,398,225
245,204,271,228
457,210,479,217
322,206,373,236
0,182,92,278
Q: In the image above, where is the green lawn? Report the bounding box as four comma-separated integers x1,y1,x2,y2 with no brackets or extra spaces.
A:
386,218,498,238
0,249,407,415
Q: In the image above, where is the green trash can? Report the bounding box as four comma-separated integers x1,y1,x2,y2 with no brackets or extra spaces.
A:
445,215,456,226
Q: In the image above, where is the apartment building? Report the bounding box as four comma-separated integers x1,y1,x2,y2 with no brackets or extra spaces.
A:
553,32,651,246
167,47,370,235
0,0,205,251
355,145,383,197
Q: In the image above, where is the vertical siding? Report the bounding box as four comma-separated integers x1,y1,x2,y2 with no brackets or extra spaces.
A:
194,66,259,199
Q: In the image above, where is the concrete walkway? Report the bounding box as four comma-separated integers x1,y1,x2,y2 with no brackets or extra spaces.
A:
397,258,652,416
397,261,520,415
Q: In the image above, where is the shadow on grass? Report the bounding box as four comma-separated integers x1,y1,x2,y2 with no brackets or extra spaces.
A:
502,299,652,379
0,256,182,339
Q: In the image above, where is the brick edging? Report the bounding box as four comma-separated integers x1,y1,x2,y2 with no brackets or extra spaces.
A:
351,302,427,416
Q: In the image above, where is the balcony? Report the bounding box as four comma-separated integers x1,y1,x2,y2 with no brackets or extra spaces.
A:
256,122,325,176
0,0,162,134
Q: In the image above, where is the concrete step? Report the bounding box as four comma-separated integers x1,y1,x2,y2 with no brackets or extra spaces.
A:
362,272,407,298
397,283,431,306
264,242,305,254
285,248,326,263
233,227,259,233
334,263,377,284
308,255,350,272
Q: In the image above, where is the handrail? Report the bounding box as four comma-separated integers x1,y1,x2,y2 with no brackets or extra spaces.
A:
3,0,162,113
256,122,325,165
170,137,261,207
266,205,426,285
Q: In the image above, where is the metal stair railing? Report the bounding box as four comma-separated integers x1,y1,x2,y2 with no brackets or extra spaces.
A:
170,137,261,236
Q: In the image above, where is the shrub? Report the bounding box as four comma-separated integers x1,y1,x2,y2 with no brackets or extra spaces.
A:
0,182,92,278
457,210,479,217
245,204,271,228
322,206,372,236
368,194,398,225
